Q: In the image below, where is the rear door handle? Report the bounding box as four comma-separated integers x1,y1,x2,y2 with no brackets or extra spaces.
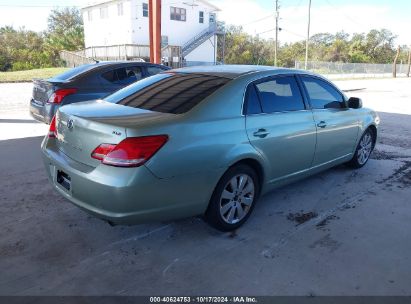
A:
317,121,327,128
253,128,270,138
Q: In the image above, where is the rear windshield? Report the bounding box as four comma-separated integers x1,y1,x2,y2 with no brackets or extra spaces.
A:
104,73,231,114
51,63,99,81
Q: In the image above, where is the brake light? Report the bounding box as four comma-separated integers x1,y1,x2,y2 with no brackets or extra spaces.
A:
49,88,77,104
91,143,116,161
48,115,57,138
91,135,168,167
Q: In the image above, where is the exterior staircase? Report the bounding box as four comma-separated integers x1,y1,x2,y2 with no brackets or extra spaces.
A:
181,23,223,57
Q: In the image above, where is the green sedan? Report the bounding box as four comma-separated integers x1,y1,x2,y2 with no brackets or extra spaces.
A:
41,65,379,231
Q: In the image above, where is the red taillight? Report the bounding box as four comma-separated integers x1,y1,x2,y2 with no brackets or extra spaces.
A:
48,88,77,104
91,135,169,167
91,143,116,161
48,115,57,138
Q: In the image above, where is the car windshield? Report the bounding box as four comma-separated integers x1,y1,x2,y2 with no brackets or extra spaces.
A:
104,72,231,114
51,63,100,81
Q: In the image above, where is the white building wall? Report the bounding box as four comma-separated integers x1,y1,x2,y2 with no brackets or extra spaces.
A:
184,35,217,65
130,0,217,46
160,1,215,46
83,0,133,47
82,0,219,62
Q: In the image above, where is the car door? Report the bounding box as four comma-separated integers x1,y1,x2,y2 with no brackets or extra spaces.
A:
245,75,317,183
299,75,360,166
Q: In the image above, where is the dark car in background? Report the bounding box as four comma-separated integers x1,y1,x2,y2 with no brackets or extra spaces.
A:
30,61,170,124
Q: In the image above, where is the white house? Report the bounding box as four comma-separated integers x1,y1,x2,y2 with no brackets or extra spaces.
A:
81,0,222,66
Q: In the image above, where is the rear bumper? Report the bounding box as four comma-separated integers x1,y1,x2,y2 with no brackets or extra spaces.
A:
29,99,57,124
41,138,215,225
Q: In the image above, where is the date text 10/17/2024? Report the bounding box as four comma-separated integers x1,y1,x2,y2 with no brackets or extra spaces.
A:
149,297,258,303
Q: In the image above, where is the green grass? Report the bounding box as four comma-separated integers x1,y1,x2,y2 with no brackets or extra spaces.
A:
0,67,69,83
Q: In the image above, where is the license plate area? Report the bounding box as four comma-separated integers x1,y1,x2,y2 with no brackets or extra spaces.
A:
56,170,71,192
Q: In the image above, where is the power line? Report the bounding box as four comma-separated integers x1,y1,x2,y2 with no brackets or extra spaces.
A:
256,27,276,35
240,13,275,27
323,0,364,27
281,28,305,39
0,4,80,7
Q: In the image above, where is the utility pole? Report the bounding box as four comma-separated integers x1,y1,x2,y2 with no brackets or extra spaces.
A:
274,0,279,66
304,0,311,70
393,45,400,78
149,0,161,64
407,46,411,77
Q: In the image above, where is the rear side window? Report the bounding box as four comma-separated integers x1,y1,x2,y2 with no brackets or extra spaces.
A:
102,66,143,85
255,76,305,113
147,66,166,76
52,63,98,81
245,85,262,115
301,77,344,109
106,73,230,114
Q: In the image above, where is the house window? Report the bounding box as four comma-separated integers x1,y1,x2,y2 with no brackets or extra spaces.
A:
209,13,215,23
87,10,92,22
142,3,148,17
100,6,108,19
117,3,123,16
199,11,204,23
170,7,186,21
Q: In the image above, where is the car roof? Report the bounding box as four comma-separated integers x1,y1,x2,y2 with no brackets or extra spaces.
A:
50,61,168,82
170,65,305,79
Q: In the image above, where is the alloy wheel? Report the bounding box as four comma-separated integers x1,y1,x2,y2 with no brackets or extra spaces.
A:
357,131,373,165
219,174,255,224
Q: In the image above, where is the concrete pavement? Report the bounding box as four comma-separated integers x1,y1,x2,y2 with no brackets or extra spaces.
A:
0,78,411,295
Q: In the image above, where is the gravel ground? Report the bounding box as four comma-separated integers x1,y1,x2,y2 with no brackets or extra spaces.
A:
1,78,411,296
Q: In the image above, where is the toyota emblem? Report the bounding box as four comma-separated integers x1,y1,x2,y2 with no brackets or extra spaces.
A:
67,119,74,130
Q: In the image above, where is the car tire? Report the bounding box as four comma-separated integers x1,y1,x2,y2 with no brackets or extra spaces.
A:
205,164,260,232
347,128,375,169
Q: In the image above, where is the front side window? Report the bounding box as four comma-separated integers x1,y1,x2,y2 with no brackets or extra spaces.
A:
199,11,204,23
87,10,93,22
254,76,305,113
100,7,108,19
105,73,230,114
301,77,344,109
170,7,186,21
117,3,123,16
142,3,148,17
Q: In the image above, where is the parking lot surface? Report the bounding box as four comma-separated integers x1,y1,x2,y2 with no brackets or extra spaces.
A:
1,78,411,295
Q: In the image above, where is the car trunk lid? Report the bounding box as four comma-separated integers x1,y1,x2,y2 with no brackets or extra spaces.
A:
32,79,66,105
55,100,175,167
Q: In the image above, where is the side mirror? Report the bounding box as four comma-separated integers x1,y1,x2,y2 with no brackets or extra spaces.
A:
348,97,362,109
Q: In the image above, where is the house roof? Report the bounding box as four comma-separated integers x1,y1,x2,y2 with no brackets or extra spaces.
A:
82,0,220,11
82,0,118,10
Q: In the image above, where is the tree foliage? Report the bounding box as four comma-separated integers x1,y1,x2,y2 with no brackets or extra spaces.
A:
0,7,84,71
0,9,407,72
218,26,405,67
45,7,84,64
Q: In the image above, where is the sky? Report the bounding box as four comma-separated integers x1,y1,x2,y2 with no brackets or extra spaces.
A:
0,0,410,45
